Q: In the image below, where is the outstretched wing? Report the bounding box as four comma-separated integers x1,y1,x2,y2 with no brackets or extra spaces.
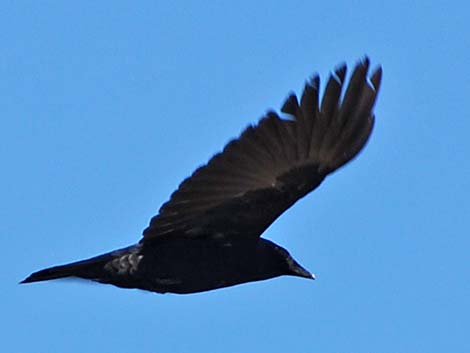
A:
142,58,382,242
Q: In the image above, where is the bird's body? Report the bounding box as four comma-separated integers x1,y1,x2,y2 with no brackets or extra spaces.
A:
22,58,382,294
30,238,312,294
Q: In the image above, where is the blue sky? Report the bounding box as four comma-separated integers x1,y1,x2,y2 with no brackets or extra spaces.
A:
2,1,469,352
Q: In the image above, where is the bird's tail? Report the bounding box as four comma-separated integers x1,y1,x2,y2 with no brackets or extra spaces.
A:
20,251,117,284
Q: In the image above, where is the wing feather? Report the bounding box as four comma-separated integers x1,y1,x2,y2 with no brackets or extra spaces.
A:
142,59,382,241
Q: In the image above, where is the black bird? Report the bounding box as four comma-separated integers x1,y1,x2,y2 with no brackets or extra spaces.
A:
22,58,381,294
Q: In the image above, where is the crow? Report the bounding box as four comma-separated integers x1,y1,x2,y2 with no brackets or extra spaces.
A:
22,58,381,294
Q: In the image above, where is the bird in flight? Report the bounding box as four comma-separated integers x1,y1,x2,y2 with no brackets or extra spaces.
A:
22,58,382,294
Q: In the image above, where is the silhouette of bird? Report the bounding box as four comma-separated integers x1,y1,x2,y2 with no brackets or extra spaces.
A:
22,58,382,294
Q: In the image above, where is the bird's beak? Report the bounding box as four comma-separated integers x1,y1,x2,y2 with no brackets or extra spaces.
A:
290,262,316,280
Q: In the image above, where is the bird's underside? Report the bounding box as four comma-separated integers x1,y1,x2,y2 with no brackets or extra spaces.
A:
22,58,382,294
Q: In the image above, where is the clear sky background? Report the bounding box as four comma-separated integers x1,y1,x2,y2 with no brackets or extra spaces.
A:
2,1,469,352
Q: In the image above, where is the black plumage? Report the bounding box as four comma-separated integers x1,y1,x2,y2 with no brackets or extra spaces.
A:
22,58,382,294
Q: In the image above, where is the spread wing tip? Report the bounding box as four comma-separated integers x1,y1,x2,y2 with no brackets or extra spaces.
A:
319,59,381,172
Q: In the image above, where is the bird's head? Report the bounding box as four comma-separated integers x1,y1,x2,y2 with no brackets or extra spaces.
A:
258,238,315,280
